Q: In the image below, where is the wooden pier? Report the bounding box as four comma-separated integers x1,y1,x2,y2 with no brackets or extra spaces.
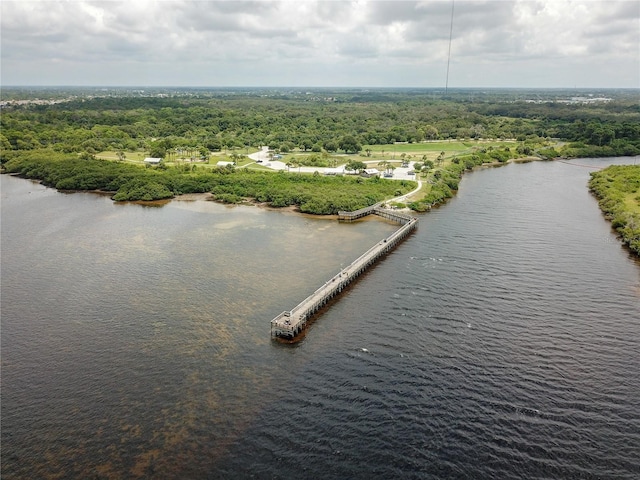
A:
271,206,417,340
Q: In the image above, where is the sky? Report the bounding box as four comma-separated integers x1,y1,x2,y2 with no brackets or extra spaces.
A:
1,0,639,88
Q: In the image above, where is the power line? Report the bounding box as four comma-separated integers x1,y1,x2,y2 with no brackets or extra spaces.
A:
445,0,455,95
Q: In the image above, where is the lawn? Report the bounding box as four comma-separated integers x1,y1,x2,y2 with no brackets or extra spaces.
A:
96,150,261,169
364,140,516,154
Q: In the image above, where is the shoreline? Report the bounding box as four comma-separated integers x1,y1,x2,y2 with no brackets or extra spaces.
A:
2,154,630,219
588,164,640,258
168,155,553,214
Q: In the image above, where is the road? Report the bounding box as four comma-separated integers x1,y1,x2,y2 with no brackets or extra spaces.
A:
247,146,422,204
247,146,423,182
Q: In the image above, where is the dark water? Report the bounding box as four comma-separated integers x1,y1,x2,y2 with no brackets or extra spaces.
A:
2,157,639,479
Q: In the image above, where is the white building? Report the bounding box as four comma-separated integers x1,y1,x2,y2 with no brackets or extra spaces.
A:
362,168,380,177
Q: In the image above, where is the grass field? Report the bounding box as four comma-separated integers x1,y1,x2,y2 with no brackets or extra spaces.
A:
96,150,259,168
363,140,516,154
97,140,521,168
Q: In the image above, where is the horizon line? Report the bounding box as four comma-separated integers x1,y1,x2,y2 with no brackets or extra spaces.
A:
3,85,639,90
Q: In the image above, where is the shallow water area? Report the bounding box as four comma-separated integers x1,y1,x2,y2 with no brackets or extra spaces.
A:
2,157,639,479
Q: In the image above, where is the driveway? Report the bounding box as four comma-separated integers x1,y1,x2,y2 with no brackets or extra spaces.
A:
249,147,418,178
248,146,422,203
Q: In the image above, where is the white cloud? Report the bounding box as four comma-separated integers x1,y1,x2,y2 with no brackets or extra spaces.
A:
1,0,638,87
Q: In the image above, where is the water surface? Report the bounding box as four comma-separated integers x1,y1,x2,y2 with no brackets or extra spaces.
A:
2,158,639,479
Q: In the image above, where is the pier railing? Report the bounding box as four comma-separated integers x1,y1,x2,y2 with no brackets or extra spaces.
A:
271,206,417,340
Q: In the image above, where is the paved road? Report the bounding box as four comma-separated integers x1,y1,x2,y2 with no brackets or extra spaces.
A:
249,147,420,179
248,146,422,203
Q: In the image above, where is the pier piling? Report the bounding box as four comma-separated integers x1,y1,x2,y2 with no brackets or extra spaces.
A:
271,205,417,340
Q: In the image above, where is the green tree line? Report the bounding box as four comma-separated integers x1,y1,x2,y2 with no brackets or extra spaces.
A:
1,150,415,214
2,90,638,158
589,165,640,256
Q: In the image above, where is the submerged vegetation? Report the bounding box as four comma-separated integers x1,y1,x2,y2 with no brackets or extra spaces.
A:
589,165,640,256
1,87,639,211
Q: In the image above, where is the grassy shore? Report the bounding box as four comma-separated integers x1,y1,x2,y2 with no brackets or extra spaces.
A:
589,164,640,256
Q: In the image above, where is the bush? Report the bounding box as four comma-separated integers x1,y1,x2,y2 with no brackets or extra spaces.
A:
113,180,173,201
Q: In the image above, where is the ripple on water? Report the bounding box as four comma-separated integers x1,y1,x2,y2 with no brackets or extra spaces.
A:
3,159,640,479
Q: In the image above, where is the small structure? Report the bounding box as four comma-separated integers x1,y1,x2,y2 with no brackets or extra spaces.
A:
362,168,380,177
144,157,162,165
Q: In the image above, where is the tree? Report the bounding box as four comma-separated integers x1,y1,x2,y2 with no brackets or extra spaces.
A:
424,125,439,140
149,144,166,159
206,138,222,151
299,137,314,151
345,159,366,174
279,141,295,153
339,135,361,154
0,133,12,152
289,159,301,172
199,146,210,160
229,151,241,165
323,140,338,153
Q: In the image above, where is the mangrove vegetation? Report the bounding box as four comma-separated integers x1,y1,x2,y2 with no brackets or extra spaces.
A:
589,164,640,256
1,149,414,214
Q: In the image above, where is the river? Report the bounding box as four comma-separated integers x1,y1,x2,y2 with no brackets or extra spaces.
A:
1,157,639,479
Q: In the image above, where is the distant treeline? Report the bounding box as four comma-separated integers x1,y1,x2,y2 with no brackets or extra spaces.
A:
2,91,639,158
1,150,415,214
589,165,640,256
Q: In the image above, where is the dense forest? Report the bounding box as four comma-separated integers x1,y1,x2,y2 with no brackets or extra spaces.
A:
2,88,639,157
1,87,639,211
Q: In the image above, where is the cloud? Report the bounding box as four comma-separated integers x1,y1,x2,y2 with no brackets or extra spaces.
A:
1,0,638,87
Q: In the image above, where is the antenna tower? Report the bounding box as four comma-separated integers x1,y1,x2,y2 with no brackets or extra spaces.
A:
445,0,455,95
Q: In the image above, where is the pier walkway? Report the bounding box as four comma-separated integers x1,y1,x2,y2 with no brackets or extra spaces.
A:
271,206,417,340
